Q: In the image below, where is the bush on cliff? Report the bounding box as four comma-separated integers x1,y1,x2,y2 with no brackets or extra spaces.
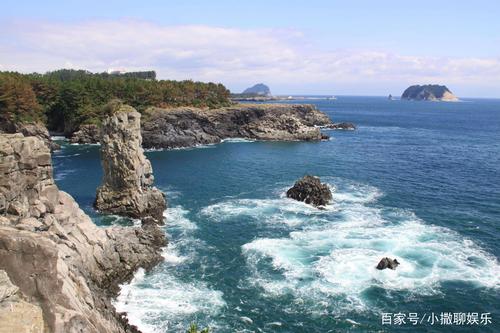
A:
0,72,44,126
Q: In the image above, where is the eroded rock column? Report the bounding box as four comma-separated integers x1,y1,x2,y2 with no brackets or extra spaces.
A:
95,104,166,224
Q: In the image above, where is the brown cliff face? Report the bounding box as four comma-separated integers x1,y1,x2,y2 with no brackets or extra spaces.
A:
0,133,165,333
94,105,166,224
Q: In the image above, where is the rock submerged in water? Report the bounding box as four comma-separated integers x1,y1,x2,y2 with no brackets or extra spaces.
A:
286,175,333,207
324,122,356,130
376,257,400,270
95,102,166,224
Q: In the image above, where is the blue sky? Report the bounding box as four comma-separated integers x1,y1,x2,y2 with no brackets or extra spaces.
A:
1,0,500,96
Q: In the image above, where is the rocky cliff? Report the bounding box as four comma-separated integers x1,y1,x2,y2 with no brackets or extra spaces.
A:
0,121,60,151
95,104,166,224
0,133,165,333
141,103,331,149
401,84,458,101
70,124,100,144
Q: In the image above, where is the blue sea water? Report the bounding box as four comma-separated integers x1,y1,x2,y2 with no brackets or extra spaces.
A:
52,96,500,332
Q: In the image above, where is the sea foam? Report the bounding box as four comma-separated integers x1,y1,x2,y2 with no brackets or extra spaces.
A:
114,205,225,332
199,178,500,315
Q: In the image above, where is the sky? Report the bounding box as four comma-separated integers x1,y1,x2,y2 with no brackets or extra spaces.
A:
1,0,500,97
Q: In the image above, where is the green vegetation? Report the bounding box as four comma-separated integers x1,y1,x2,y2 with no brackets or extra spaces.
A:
0,69,231,133
186,323,210,333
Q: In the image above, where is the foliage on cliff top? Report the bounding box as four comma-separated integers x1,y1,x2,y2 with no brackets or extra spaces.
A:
0,69,231,133
0,72,45,125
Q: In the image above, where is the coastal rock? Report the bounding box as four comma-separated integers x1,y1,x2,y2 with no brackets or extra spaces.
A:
286,175,333,207
0,133,166,333
376,257,400,270
95,104,166,223
70,124,100,144
401,85,458,101
0,121,60,151
141,103,332,149
324,122,356,130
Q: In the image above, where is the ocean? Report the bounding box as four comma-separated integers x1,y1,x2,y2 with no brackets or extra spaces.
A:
52,96,500,332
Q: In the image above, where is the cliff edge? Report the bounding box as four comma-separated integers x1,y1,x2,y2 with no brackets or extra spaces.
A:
142,103,331,149
0,133,165,333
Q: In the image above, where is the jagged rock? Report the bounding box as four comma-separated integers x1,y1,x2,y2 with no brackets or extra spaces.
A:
376,257,400,270
70,124,100,144
286,175,333,207
95,104,166,224
141,103,332,149
324,122,356,130
401,85,458,101
0,133,166,333
0,121,60,151
0,270,45,333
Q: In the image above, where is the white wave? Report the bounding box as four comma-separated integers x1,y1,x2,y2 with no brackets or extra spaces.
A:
224,179,500,315
115,205,225,332
221,137,255,143
50,135,67,140
114,268,225,333
164,206,198,231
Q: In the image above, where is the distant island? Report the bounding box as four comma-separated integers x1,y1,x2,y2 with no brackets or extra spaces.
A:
242,83,271,96
401,84,458,101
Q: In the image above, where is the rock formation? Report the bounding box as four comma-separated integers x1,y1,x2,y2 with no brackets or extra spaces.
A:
323,122,356,130
286,175,333,207
0,133,166,332
401,85,458,101
0,121,60,151
376,257,400,270
70,124,100,144
95,104,166,224
141,103,332,149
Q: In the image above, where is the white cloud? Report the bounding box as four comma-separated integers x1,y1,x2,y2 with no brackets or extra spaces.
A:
1,19,499,96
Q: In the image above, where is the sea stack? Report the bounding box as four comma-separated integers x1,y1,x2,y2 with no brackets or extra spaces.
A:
286,175,333,208
95,102,166,224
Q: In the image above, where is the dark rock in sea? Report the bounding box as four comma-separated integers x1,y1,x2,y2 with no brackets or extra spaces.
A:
324,122,356,130
141,103,332,149
376,257,400,270
401,84,458,101
0,133,166,332
388,94,393,100
95,103,166,224
286,175,333,207
242,83,271,96
70,124,100,144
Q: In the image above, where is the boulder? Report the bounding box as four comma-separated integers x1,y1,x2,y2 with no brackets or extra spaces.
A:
286,175,333,207
95,103,166,224
376,257,400,270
